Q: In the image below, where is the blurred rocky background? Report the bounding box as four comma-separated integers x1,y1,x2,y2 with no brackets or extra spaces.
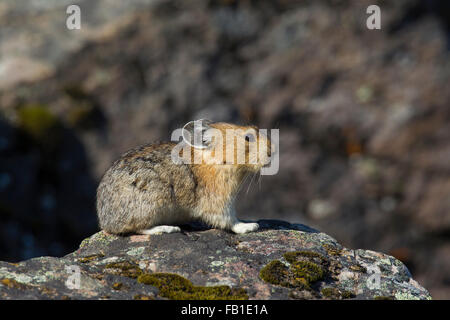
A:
0,0,449,298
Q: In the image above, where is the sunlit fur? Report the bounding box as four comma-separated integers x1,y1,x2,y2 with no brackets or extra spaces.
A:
96,121,273,234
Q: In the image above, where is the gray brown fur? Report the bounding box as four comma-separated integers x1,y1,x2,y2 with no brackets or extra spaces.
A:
97,142,198,234
96,121,272,235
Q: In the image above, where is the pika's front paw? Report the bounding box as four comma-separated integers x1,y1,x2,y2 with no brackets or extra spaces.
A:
138,225,181,235
231,222,259,234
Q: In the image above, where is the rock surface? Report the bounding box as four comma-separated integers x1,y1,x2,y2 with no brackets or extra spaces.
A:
0,220,431,300
1,0,449,298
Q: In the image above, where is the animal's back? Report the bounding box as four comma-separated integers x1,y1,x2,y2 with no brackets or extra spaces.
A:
96,142,198,234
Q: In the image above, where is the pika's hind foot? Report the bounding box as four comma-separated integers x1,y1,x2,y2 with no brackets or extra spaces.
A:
231,222,259,234
138,226,181,235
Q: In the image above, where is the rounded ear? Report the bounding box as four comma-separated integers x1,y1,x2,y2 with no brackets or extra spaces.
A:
182,119,213,149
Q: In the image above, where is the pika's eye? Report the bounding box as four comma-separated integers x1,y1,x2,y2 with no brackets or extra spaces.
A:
245,133,255,142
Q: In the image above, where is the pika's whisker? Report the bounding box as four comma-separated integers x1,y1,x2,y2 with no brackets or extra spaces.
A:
246,172,257,196
258,173,262,190
237,172,251,195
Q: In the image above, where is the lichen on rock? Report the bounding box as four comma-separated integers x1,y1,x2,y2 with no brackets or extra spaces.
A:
0,220,432,300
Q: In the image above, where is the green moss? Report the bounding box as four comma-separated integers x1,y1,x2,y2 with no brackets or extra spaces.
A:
137,273,248,300
341,290,356,299
260,251,328,290
321,287,356,299
321,287,340,298
285,251,327,288
259,260,291,287
374,295,395,300
39,286,57,296
104,261,143,279
134,294,154,300
78,253,105,263
349,264,367,273
322,243,342,256
112,282,123,290
17,104,61,147
291,261,325,288
0,278,26,289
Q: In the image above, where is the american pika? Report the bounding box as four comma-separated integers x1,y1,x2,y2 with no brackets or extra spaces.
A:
96,120,274,235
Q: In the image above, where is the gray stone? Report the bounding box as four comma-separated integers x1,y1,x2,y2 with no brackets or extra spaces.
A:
0,220,431,300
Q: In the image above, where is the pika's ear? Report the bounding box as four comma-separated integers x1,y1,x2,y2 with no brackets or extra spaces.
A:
182,119,213,149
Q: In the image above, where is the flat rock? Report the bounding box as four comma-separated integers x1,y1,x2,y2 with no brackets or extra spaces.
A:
0,220,431,300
